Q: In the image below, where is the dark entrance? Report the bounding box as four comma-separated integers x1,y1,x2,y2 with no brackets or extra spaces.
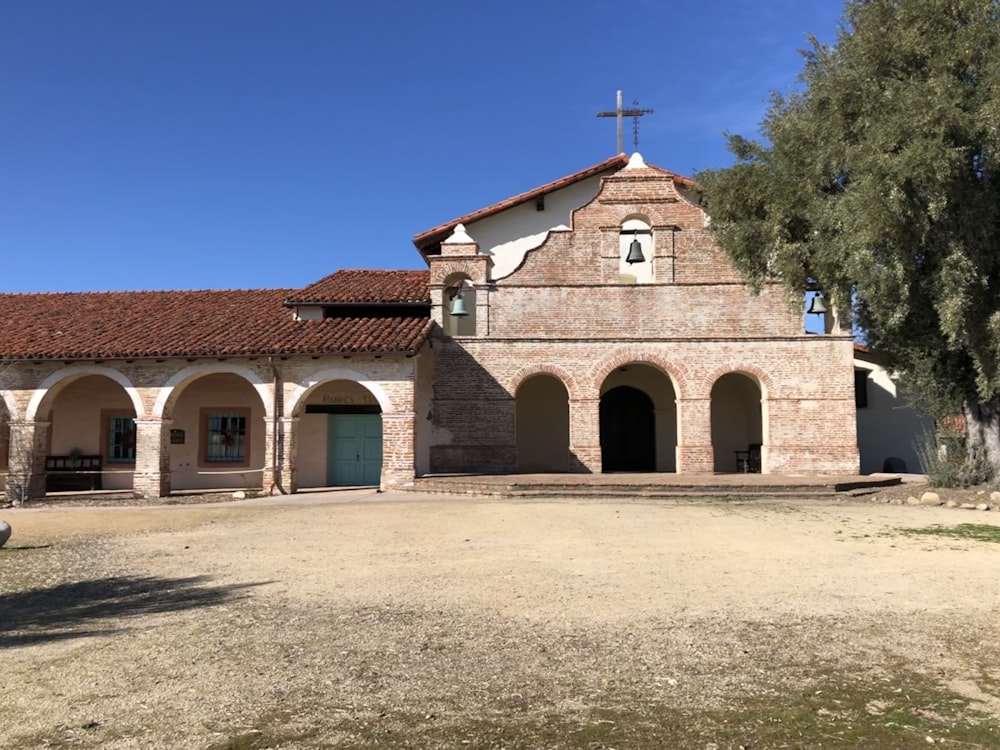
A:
600,386,655,472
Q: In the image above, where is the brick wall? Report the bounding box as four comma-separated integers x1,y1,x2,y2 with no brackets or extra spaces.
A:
426,160,859,475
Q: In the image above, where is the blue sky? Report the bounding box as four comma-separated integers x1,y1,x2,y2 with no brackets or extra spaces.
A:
1,0,846,293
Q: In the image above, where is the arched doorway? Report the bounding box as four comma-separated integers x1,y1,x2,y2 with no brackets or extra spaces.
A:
600,386,655,472
711,372,764,472
599,363,677,473
296,380,383,487
516,374,569,472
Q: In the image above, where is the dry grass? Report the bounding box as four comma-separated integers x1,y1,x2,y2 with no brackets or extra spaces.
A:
2,494,999,749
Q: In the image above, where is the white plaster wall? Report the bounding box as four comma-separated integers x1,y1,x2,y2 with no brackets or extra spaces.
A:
169,373,267,490
466,175,604,279
855,358,933,474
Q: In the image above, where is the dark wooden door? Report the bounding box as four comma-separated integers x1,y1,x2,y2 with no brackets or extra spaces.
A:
600,386,655,472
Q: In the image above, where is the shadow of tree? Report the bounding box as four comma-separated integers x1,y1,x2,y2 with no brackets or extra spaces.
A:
1,575,271,649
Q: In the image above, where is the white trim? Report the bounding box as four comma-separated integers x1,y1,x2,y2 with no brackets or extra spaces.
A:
152,363,272,419
26,365,146,421
286,367,394,416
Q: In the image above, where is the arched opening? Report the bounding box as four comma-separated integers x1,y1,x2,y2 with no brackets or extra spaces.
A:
619,217,653,284
711,372,763,473
599,363,677,472
442,273,476,336
601,386,654,471
295,379,383,487
165,372,267,491
38,374,137,492
516,374,569,472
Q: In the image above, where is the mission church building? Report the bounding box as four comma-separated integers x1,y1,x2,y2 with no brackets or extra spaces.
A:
0,152,860,500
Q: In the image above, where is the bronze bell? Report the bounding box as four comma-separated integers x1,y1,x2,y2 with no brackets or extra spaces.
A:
450,293,468,317
806,294,828,314
625,235,645,264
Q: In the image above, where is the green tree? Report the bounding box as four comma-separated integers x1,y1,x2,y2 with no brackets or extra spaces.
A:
698,0,1000,478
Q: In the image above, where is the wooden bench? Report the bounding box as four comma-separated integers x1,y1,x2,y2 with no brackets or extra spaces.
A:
45,454,103,492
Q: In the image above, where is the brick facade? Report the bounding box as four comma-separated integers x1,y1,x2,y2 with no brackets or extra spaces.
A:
424,154,859,476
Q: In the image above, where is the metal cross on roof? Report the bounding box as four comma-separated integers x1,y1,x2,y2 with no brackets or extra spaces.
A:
596,90,654,154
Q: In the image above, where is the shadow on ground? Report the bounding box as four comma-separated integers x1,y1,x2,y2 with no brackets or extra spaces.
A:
0,575,270,648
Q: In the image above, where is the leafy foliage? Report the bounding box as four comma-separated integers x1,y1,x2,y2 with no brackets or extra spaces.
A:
699,0,1000,422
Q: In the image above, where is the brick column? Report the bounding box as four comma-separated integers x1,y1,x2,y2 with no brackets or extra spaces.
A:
5,420,49,503
381,412,416,489
676,398,714,473
569,398,601,473
133,419,171,498
263,416,298,494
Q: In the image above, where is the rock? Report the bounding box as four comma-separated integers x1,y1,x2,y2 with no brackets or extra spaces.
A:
960,503,978,510
891,497,904,505
0,520,10,548
920,491,942,506
976,503,991,511
991,491,1000,504
231,490,247,499
945,500,959,508
906,496,921,505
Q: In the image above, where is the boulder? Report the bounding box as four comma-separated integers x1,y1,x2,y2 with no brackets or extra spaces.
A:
976,503,991,511
990,491,1000,504
0,519,10,548
906,496,921,505
945,500,960,508
920,491,942,506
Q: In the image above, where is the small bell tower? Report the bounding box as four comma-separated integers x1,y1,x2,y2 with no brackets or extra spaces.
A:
428,223,493,336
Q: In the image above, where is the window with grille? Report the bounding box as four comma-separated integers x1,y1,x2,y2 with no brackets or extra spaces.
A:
107,414,136,464
204,412,248,464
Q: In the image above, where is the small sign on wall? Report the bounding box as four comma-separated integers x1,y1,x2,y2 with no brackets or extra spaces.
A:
170,429,186,445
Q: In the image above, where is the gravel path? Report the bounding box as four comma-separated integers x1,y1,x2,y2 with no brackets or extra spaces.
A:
2,493,999,748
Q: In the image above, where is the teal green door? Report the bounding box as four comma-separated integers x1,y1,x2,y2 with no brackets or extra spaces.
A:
327,414,383,486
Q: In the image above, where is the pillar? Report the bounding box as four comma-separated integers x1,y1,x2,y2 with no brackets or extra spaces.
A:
133,418,171,498
381,412,416,489
5,420,49,502
676,398,714,473
569,397,601,473
263,416,297,494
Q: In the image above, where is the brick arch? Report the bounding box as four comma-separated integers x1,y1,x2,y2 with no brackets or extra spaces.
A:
589,348,688,398
285,366,394,417
508,364,579,402
607,204,672,229
431,260,488,285
27,365,146,422
153,363,272,419
701,364,775,400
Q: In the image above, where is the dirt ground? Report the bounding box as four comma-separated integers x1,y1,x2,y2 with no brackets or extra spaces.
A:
2,491,1000,749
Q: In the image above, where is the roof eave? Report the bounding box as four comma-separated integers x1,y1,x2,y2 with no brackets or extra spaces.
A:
411,154,630,256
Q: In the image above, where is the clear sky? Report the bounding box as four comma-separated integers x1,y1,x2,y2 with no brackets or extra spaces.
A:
0,0,846,293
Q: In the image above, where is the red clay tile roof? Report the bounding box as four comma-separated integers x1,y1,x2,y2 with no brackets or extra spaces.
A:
286,269,430,305
0,288,432,360
412,154,696,255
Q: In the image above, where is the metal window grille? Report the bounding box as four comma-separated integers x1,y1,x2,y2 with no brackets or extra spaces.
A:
206,413,247,462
